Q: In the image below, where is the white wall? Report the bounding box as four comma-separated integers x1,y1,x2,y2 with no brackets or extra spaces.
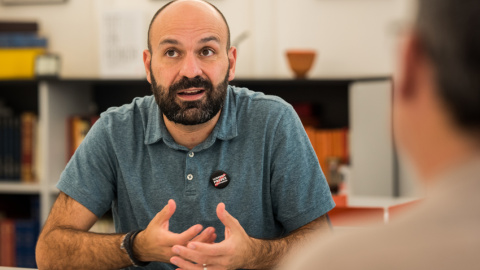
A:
0,0,406,79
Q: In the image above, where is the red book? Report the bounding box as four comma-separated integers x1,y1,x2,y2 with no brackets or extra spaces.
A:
0,219,16,266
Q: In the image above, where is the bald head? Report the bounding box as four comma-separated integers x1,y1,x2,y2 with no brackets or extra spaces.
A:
147,0,231,52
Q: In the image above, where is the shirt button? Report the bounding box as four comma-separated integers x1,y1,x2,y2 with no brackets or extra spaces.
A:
189,152,194,158
187,174,193,181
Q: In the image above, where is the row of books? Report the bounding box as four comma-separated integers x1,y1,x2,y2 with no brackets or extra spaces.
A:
67,115,99,161
0,21,46,48
0,196,39,268
0,113,37,182
304,126,349,190
0,21,47,79
0,218,38,267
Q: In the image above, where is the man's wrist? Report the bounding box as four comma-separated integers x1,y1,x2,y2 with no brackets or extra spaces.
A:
121,230,150,267
132,230,148,262
241,237,260,269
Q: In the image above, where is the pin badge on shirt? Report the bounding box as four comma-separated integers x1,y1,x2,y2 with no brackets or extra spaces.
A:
210,170,230,189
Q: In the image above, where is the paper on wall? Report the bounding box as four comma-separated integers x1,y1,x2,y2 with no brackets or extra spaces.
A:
98,9,146,78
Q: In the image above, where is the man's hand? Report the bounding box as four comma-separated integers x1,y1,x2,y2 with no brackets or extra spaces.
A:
134,199,217,263
170,203,254,270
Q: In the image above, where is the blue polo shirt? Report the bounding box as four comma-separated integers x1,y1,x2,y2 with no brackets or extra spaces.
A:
57,85,335,269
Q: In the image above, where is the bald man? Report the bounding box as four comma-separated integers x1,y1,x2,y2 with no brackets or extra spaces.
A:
35,1,334,269
281,0,480,269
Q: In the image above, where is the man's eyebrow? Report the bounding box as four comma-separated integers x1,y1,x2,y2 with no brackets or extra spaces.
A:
159,38,179,46
199,36,220,44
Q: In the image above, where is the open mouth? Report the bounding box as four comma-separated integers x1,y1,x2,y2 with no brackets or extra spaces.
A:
177,88,206,101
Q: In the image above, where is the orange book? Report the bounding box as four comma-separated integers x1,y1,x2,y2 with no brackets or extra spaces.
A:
20,112,36,183
304,125,316,150
313,130,324,170
0,219,16,266
68,116,91,161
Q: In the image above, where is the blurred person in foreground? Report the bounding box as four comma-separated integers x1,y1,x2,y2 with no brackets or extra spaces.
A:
281,0,480,269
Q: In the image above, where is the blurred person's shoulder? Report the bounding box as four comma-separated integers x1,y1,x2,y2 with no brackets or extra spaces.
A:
281,158,480,270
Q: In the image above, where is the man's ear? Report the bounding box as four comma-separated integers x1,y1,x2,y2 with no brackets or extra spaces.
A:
143,49,152,84
396,30,425,100
227,46,237,81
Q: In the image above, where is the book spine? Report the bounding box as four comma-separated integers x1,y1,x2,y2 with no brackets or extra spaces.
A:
13,117,21,180
15,220,37,268
0,33,47,48
21,112,36,183
0,22,38,33
0,219,16,266
0,117,4,180
5,117,15,180
68,116,92,161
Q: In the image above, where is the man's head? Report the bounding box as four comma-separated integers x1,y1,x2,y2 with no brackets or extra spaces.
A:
143,0,236,125
394,0,480,177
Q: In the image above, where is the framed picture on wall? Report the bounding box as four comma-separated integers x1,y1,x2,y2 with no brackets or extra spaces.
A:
1,0,67,5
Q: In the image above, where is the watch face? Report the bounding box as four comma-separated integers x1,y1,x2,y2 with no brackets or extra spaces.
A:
35,54,60,77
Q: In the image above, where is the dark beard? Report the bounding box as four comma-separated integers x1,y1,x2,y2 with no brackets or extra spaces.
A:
150,67,230,126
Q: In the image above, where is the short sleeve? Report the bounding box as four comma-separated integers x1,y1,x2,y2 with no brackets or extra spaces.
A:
56,116,117,218
270,106,335,233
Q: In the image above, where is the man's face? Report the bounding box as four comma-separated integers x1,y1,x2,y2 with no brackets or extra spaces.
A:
150,63,230,125
144,0,236,125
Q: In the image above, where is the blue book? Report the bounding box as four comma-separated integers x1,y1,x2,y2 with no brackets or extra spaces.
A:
13,116,21,180
15,219,38,268
0,117,4,180
0,33,47,48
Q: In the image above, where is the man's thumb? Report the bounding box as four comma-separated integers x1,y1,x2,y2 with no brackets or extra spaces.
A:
217,202,239,232
154,199,176,228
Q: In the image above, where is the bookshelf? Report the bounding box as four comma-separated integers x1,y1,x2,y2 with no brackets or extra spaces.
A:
0,77,394,226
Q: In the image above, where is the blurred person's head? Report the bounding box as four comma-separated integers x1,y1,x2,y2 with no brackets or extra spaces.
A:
394,0,480,180
143,0,236,125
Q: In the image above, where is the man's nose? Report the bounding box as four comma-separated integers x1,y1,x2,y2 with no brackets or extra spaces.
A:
179,53,202,78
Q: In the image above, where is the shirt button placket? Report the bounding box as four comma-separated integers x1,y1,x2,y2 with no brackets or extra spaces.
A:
185,151,196,196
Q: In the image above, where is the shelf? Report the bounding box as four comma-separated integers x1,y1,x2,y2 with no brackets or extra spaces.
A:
0,182,41,194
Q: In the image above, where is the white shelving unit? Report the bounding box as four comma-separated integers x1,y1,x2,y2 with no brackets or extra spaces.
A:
0,80,93,224
0,182,41,194
1,77,415,228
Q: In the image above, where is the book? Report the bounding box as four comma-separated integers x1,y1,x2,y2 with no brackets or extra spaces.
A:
21,112,37,183
304,126,349,191
12,117,21,180
0,219,16,266
0,33,48,48
2,117,15,180
0,21,38,34
67,115,98,161
15,219,38,268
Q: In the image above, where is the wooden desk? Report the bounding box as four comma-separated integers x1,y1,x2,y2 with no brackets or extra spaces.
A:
329,196,421,227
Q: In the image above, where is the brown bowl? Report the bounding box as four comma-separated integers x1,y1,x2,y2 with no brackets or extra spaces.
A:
286,50,317,79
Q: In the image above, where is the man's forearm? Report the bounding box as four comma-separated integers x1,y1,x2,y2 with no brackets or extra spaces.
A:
245,215,330,269
36,226,131,269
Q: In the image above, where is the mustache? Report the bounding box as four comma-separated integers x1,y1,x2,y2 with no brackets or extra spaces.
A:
169,76,213,93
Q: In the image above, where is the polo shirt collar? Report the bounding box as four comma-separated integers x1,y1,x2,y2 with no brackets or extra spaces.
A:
144,85,238,146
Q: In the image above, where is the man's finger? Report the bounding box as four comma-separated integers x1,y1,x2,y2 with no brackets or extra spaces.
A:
190,227,216,243
171,256,205,270
208,232,217,243
172,245,226,267
216,203,241,232
186,241,228,257
175,224,204,245
152,199,176,228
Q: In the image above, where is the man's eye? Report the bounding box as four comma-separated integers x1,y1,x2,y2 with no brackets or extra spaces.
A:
200,48,214,57
165,50,179,57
